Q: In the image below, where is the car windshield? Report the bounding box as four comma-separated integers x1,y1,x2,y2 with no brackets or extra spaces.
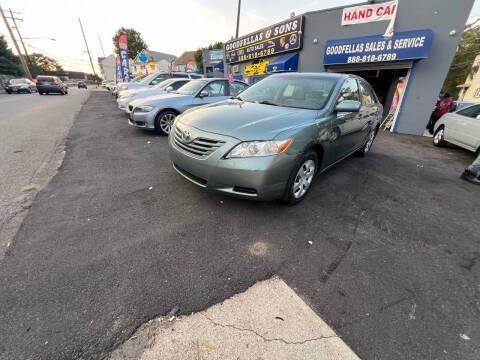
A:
138,73,159,84
131,74,148,82
176,79,209,95
153,79,175,89
237,75,337,110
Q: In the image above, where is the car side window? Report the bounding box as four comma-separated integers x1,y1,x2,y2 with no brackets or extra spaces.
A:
230,82,248,97
172,73,186,78
337,78,360,104
151,74,168,85
457,105,480,119
359,81,375,105
202,80,227,97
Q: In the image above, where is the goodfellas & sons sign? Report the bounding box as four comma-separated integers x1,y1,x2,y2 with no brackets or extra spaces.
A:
225,15,304,64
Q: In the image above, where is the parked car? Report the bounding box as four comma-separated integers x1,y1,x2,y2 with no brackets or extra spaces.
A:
5,78,37,94
36,76,68,95
452,100,477,112
128,78,249,135
117,78,190,112
433,103,480,155
77,81,87,89
169,73,382,204
116,72,203,96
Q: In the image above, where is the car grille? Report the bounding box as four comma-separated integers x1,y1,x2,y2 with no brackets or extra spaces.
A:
174,127,224,158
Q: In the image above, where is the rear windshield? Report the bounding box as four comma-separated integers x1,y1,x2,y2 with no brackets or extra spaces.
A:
9,79,27,84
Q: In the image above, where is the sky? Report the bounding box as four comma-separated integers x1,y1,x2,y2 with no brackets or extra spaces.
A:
1,0,480,74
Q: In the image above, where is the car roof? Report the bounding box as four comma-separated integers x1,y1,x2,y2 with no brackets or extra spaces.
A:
270,72,350,80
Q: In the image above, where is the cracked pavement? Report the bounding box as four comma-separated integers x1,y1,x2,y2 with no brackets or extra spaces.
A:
1,91,479,359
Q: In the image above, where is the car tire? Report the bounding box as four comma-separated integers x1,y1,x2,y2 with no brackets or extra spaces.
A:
283,150,318,205
6,90,12,94
355,127,378,157
433,126,447,147
155,110,177,136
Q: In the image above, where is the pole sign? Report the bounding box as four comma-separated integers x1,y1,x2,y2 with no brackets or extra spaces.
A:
138,51,149,63
118,34,130,82
324,29,434,65
225,15,304,64
342,1,397,26
115,55,122,82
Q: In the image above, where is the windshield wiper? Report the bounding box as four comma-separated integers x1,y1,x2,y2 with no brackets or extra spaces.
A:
259,100,278,106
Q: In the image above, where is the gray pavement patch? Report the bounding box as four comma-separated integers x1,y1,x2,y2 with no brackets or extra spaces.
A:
109,277,360,360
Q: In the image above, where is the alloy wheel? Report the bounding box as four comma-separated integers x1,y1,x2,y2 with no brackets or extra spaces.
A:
293,160,316,199
159,113,176,134
434,128,444,144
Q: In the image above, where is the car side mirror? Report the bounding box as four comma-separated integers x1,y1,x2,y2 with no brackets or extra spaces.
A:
199,90,209,98
166,86,174,93
335,100,361,113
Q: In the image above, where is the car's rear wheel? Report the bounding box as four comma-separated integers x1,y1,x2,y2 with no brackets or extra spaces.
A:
433,126,447,147
283,150,318,205
356,127,378,157
155,110,177,136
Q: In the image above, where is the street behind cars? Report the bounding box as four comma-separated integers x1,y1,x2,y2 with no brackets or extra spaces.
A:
128,78,249,135
169,73,382,204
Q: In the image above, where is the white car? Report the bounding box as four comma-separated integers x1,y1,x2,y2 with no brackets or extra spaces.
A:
433,103,480,155
117,78,190,112
116,72,202,96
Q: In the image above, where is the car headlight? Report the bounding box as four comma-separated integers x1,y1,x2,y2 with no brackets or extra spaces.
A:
226,139,293,158
135,105,153,113
118,84,128,91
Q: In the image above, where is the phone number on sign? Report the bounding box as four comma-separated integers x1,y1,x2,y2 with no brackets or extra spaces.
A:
347,53,398,63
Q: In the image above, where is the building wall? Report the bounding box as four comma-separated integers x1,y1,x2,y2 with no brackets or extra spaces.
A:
99,55,116,82
459,54,480,101
300,0,474,135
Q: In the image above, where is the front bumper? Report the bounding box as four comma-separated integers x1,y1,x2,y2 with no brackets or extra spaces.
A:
168,124,296,201
128,108,156,130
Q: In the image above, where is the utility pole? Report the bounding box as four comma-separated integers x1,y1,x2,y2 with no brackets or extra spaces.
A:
235,0,242,38
0,6,32,79
9,8,32,76
78,18,97,77
98,35,106,57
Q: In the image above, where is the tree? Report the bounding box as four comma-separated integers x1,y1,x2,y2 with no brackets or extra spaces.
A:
194,41,224,73
112,28,148,60
0,35,23,76
442,27,480,97
28,53,64,76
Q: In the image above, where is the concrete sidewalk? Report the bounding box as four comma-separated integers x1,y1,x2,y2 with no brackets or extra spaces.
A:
109,277,360,360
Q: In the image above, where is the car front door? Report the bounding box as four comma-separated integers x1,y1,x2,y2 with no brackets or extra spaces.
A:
330,78,364,161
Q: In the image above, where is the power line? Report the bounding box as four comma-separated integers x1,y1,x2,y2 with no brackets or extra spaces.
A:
0,5,32,78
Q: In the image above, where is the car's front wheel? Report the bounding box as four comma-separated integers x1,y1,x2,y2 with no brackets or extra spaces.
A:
433,126,447,147
155,110,177,136
283,150,318,205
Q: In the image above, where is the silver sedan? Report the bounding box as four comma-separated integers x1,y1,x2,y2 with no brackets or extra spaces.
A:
128,78,249,135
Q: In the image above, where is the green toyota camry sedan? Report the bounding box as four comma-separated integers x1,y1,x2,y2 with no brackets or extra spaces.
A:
169,73,382,204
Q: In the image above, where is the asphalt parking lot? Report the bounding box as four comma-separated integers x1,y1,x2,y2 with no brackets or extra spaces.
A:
1,91,479,360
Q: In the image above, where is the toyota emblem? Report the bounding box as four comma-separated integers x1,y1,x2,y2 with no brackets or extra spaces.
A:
183,129,192,142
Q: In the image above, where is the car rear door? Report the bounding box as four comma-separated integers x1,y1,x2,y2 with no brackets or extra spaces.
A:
359,80,381,136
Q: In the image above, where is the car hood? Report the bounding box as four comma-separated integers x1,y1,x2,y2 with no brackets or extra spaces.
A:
177,100,315,141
